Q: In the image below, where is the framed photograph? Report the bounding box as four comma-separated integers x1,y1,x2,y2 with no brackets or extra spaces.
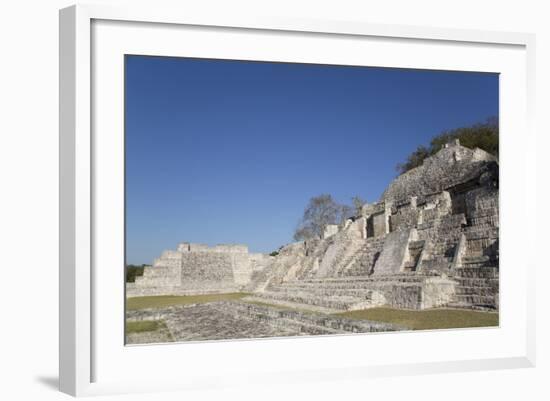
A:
59,4,536,397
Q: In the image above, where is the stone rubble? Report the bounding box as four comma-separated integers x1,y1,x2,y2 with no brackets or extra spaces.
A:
126,301,406,343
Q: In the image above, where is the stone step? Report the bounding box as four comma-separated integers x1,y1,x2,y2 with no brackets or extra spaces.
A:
126,286,241,298
462,255,490,264
455,286,497,296
281,276,422,285
337,241,385,277
295,274,425,284
464,227,499,238
275,279,424,290
453,277,499,287
270,317,347,335
460,257,497,268
242,296,341,314
444,302,498,312
453,267,498,278
459,262,491,269
251,291,370,311
341,269,375,277
339,268,371,277
452,294,497,305
222,304,350,334
267,286,392,299
223,301,407,332
257,281,431,311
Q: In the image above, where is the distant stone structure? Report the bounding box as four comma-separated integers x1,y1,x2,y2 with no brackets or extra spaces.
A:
128,140,499,312
127,244,268,296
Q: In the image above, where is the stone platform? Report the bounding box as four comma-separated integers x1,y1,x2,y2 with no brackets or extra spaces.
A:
127,141,500,318
247,273,457,311
126,301,406,344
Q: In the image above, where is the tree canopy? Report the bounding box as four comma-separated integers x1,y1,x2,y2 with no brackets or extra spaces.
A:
126,264,146,283
396,116,498,175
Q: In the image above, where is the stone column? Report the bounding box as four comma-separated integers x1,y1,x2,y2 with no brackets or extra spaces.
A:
359,217,367,239
384,201,393,234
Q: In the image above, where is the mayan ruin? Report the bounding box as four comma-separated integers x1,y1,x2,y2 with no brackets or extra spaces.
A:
126,140,499,343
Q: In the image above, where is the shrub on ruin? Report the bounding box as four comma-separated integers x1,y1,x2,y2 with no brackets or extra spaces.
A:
126,264,145,283
396,116,498,174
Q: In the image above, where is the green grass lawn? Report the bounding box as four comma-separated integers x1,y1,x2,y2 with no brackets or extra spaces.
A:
127,293,498,331
335,307,499,330
126,320,168,333
126,292,250,310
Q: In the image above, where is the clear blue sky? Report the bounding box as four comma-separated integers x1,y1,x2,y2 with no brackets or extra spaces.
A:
125,55,498,265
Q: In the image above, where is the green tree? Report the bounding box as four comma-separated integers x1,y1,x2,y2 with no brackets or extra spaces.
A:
396,117,498,175
126,264,146,283
396,145,431,174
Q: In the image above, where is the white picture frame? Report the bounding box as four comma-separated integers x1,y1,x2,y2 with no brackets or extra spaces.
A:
59,4,536,397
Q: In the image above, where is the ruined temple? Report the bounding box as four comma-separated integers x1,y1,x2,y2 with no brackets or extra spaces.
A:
128,139,499,312
127,243,270,296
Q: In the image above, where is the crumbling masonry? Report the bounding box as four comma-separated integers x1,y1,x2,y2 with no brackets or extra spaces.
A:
127,140,499,312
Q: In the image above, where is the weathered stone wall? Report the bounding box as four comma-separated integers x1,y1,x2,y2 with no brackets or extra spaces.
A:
231,252,254,286
381,141,496,203
248,142,499,311
152,250,182,268
133,265,181,290
370,211,387,237
389,200,418,232
179,251,235,291
128,243,254,297
322,224,339,239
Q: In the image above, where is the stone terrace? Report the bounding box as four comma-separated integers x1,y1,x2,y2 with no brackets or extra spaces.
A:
127,141,499,320
246,273,457,312
126,301,406,343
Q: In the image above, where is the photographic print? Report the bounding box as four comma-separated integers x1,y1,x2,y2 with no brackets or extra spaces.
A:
124,56,499,345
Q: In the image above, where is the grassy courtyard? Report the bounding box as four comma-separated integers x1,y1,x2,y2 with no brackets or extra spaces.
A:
125,319,174,344
126,292,250,310
335,307,499,330
126,293,498,331
126,320,168,334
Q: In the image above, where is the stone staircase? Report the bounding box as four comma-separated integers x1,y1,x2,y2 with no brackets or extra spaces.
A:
442,219,498,310
316,238,364,278
461,226,499,268
337,237,385,277
418,214,466,274
447,267,499,310
245,253,303,292
248,274,443,311
245,265,275,292
402,240,425,272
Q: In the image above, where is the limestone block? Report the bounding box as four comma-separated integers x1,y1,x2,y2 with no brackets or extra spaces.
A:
372,229,416,275
369,211,387,238
344,217,366,239
322,224,339,239
421,277,456,308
